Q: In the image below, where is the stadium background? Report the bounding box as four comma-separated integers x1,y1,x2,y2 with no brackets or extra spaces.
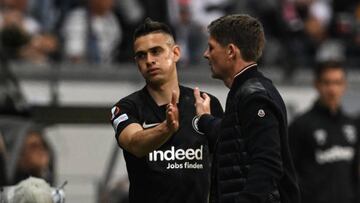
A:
1,0,360,202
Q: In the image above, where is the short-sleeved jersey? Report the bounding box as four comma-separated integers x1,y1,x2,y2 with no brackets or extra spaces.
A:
110,85,223,203
289,101,359,203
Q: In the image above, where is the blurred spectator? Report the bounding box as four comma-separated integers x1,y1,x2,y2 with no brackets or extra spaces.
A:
27,0,58,32
189,0,227,29
0,0,41,34
137,0,173,26
19,32,58,64
0,10,32,60
175,3,206,66
289,61,359,203
51,0,84,33
15,130,52,184
112,0,145,62
304,14,328,46
286,0,332,67
114,0,143,25
61,0,122,64
309,0,332,28
0,0,58,64
0,118,56,185
111,0,176,62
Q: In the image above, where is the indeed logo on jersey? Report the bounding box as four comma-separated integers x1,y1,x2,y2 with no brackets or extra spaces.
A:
149,145,204,170
149,145,203,161
315,145,354,164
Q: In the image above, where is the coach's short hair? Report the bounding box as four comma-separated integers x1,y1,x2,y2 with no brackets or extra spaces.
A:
207,14,265,62
133,18,174,41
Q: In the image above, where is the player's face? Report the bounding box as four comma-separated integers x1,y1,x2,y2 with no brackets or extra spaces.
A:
204,36,230,80
134,33,180,85
315,68,346,110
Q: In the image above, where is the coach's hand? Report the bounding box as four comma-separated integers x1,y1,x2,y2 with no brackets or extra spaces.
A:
166,90,179,133
194,87,211,116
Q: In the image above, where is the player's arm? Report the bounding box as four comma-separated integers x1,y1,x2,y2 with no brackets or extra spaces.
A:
118,91,179,158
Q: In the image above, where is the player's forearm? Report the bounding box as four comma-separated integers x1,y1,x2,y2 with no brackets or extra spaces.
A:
123,122,174,157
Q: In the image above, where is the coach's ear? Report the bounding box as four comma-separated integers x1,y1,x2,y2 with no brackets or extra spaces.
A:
227,43,239,61
173,45,181,63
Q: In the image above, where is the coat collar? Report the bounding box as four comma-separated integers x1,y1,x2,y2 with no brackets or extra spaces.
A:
231,63,259,90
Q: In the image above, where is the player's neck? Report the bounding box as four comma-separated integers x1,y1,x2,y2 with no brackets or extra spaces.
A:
147,78,179,106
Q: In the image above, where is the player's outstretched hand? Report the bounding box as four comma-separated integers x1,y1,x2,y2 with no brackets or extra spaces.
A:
166,90,179,133
194,87,211,116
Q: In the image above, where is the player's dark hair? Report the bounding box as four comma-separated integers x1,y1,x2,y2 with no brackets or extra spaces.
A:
314,60,346,81
207,14,265,62
133,18,174,41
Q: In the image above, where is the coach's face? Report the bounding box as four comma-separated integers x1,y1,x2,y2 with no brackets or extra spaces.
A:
315,67,346,111
204,36,231,80
134,33,180,85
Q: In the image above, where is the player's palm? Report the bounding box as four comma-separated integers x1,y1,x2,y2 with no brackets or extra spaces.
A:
166,91,179,133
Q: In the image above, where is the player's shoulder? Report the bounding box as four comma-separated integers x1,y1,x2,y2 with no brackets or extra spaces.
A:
180,85,220,101
289,109,314,129
179,85,194,95
113,89,145,107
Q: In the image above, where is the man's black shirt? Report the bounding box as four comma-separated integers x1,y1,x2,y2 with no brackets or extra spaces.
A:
111,85,223,203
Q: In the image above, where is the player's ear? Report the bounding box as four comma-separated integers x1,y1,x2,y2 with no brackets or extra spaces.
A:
173,45,181,62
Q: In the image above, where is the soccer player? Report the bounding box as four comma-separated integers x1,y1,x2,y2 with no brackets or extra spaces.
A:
193,14,300,203
289,61,359,203
110,18,223,202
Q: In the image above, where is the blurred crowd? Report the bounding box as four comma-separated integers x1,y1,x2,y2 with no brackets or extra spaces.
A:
0,0,359,71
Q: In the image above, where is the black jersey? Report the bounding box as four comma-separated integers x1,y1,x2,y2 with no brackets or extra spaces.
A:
289,101,359,203
110,85,223,203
